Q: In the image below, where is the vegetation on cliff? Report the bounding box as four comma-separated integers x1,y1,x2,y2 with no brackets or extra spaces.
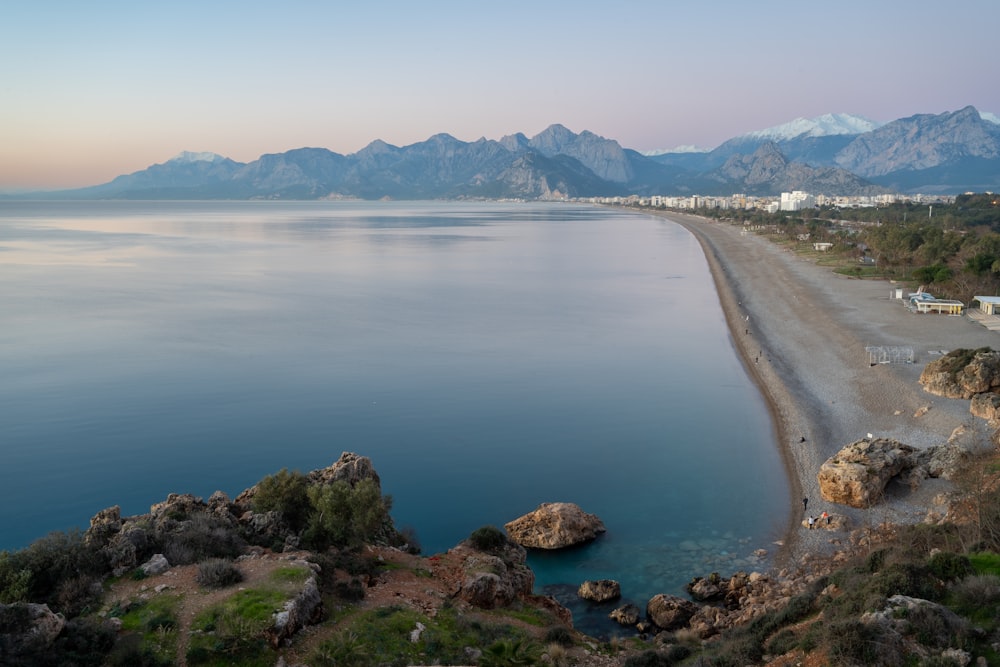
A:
3,445,1000,665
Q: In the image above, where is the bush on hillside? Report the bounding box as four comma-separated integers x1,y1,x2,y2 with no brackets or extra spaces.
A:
251,468,312,532
195,558,244,588
302,479,391,550
161,514,246,566
468,525,507,553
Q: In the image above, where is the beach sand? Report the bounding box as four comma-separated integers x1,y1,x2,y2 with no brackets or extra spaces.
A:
644,211,999,560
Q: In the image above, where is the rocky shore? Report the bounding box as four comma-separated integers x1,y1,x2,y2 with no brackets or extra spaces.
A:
654,210,999,560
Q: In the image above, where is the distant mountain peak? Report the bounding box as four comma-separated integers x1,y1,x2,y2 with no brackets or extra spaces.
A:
642,145,711,156
980,111,999,125
169,151,226,164
745,113,884,142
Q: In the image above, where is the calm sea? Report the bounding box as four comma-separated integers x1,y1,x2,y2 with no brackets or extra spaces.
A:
0,200,787,635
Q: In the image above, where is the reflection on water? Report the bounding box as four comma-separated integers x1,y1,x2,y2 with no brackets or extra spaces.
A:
0,200,788,628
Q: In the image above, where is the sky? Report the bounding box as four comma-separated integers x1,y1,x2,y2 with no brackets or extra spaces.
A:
3,0,999,191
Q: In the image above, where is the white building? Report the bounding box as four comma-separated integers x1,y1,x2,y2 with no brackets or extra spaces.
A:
780,191,816,211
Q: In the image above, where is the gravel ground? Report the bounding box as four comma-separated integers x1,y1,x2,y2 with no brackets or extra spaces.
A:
642,210,999,561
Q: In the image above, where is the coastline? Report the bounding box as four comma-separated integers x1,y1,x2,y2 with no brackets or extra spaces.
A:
644,210,1000,562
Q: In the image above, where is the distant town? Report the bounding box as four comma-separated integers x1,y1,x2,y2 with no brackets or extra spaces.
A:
582,191,958,213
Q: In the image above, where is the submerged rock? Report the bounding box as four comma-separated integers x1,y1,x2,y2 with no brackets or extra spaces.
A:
504,502,606,549
609,603,641,626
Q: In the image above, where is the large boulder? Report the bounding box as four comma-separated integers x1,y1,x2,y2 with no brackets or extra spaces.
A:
453,542,534,609
920,348,1000,399
646,593,697,631
578,579,621,602
818,438,915,508
504,502,606,549
0,603,65,657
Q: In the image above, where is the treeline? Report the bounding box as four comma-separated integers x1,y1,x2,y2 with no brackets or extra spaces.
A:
689,193,1000,303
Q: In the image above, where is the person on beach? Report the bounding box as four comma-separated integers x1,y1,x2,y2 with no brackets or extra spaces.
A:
822,511,830,525
808,516,815,530
802,497,808,511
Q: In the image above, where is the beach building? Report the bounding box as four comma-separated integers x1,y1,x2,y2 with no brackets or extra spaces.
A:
973,296,1000,316
913,299,964,315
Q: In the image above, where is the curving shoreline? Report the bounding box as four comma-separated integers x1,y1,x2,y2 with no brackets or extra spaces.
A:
641,210,1000,562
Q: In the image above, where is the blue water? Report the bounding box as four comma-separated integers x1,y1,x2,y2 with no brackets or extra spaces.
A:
0,200,787,636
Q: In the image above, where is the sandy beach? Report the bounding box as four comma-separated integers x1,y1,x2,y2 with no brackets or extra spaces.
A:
643,211,1000,560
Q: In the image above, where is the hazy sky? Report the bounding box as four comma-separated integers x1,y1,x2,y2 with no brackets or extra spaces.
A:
3,0,999,190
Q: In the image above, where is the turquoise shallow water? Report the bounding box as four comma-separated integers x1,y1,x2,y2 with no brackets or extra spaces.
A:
0,200,788,637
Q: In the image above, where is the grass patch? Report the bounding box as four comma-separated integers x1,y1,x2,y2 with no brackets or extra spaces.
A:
492,603,555,627
110,594,181,663
187,589,287,666
311,604,537,666
969,551,1000,576
268,564,311,587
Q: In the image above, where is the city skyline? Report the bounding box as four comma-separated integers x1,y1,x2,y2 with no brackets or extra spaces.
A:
3,0,999,190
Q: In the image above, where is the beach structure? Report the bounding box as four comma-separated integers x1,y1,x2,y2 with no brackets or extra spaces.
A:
912,299,964,315
973,295,1000,315
904,288,964,315
866,346,914,364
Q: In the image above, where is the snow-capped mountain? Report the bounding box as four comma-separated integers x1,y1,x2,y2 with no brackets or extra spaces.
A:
641,144,711,157
168,151,229,164
744,113,885,141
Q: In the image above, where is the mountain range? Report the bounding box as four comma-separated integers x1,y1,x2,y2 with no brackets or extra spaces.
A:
26,106,1000,201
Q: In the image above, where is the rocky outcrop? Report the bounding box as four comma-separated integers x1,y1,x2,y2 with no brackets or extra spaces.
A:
306,451,381,488
861,595,971,661
646,594,698,631
0,603,65,657
686,572,726,602
504,502,606,549
970,391,1000,421
609,603,641,626
919,348,1000,399
577,579,621,603
140,553,171,576
267,574,323,648
818,438,915,508
452,541,535,609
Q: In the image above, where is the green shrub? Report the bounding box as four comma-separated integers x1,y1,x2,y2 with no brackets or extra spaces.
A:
764,627,799,656
822,619,895,666
195,558,244,588
927,551,974,581
0,530,107,612
623,649,684,667
252,468,312,532
468,525,507,553
543,625,574,647
302,479,391,550
948,574,1000,620
161,513,246,565
480,638,542,666
905,601,969,648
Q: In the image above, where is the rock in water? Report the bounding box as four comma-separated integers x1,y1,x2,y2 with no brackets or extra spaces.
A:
504,502,606,549
578,579,621,602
